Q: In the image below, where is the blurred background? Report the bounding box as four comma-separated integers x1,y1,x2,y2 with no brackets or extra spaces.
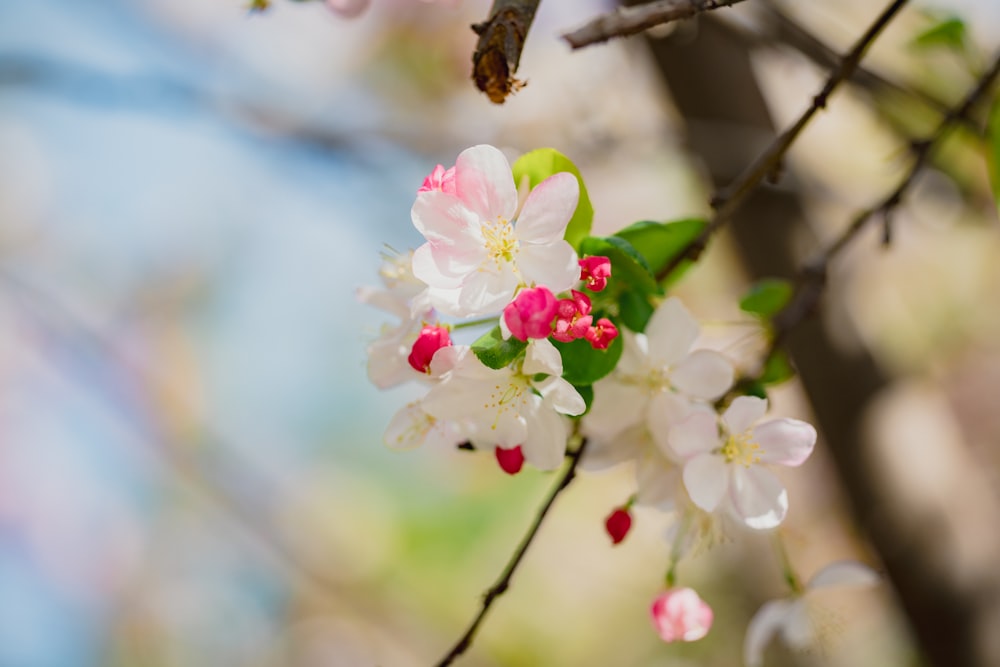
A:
1,0,999,665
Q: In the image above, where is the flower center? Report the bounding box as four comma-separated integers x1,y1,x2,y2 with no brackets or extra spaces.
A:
484,375,531,431
720,432,762,467
482,216,518,267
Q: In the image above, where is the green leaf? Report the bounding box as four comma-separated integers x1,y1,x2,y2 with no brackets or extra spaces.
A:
742,381,769,401
512,148,593,250
471,326,526,370
573,384,594,416
988,98,1000,211
618,288,655,333
613,218,706,285
554,335,623,386
912,17,967,51
760,350,795,385
579,235,658,294
739,279,794,319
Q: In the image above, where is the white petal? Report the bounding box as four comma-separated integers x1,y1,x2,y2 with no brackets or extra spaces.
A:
515,172,579,244
517,241,580,294
807,561,879,590
454,144,518,221
645,297,699,367
754,419,817,467
668,411,720,460
647,392,698,457
682,453,728,512
384,402,431,450
722,395,768,435
523,337,562,376
457,267,520,316
636,448,681,510
616,330,650,376
779,599,815,649
729,466,788,530
580,425,643,471
583,380,646,442
367,339,414,389
523,401,568,470
411,241,466,287
534,376,586,416
744,599,795,667
671,349,734,400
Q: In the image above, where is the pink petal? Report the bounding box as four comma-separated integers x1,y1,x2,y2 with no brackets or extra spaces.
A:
325,0,369,17
411,190,479,243
754,419,817,467
722,395,768,435
454,145,517,222
729,466,788,530
650,588,714,642
671,349,734,400
668,411,719,460
645,297,699,368
515,172,580,244
411,241,475,288
682,453,728,512
517,241,580,294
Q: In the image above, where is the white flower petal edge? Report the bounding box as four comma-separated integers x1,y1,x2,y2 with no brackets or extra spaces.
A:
744,599,795,667
808,561,880,589
754,419,817,467
644,297,700,368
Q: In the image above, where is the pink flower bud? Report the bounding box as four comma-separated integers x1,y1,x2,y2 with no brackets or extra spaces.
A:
503,287,558,342
324,0,370,18
407,325,452,373
650,588,713,643
579,256,612,291
552,291,593,343
585,317,619,350
495,445,525,475
604,507,632,545
418,164,457,195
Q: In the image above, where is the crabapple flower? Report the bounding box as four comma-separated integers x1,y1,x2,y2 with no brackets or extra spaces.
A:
552,290,593,343
384,400,467,451
744,561,879,666
408,324,452,373
669,396,817,530
650,588,714,642
581,298,733,498
604,506,632,544
585,317,618,350
418,164,457,195
579,255,611,291
411,144,581,317
421,342,585,470
503,286,558,341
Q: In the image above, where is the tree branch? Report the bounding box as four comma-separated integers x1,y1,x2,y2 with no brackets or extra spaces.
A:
435,437,589,666
653,0,911,282
563,0,747,50
471,0,541,104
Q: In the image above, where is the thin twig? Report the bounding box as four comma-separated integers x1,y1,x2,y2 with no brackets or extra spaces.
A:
654,0,911,283
471,0,541,103
743,51,1000,386
563,0,747,50
435,437,589,666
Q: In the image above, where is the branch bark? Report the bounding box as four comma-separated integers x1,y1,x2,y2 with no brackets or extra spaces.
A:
471,0,540,104
563,0,747,50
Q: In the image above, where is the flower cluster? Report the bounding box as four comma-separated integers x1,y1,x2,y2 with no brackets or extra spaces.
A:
361,144,878,663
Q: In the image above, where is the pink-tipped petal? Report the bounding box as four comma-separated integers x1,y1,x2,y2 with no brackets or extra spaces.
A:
754,418,817,467
722,395,768,435
671,349,734,400
729,466,788,530
650,588,714,642
454,145,518,221
515,172,579,244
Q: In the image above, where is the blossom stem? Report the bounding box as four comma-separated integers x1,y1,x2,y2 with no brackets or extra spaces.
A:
664,511,692,588
772,532,804,595
451,316,499,331
435,434,589,666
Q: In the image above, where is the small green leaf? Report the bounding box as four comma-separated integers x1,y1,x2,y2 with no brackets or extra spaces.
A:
618,289,655,332
613,218,706,285
512,148,593,250
988,98,1000,211
471,326,526,370
573,384,594,415
554,334,623,385
579,235,658,294
739,279,794,319
912,17,967,51
760,350,795,385
742,381,769,400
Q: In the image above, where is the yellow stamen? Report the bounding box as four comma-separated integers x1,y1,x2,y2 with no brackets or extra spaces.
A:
482,216,518,268
721,432,762,467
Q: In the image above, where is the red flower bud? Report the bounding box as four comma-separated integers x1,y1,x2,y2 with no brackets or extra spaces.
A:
604,506,632,545
495,445,525,475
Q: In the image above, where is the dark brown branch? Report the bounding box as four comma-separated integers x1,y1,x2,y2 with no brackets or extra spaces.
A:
435,438,589,666
765,50,1000,360
471,0,540,104
563,0,747,50
654,0,911,283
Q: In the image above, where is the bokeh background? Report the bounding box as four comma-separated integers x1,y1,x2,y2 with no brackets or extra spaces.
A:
1,0,999,665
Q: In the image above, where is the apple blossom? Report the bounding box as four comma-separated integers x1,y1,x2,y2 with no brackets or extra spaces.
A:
552,290,593,343
579,255,611,291
384,400,467,451
411,144,581,317
650,587,714,642
503,286,558,342
585,317,619,350
669,396,817,530
744,561,879,666
420,341,585,470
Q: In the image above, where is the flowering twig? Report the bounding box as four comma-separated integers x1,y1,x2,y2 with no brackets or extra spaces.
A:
471,0,541,104
435,436,589,666
764,50,1000,357
654,0,911,283
562,0,748,50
